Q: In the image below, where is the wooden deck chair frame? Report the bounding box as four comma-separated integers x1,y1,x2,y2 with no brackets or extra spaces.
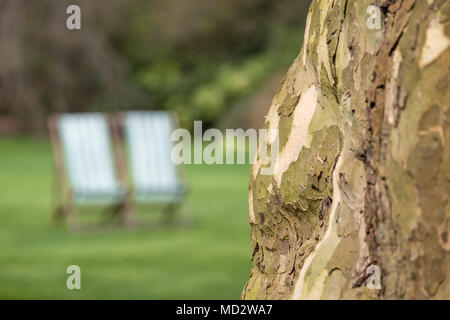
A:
112,111,190,227
48,114,133,232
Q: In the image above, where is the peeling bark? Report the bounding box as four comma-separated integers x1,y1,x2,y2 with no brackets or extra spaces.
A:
243,0,450,299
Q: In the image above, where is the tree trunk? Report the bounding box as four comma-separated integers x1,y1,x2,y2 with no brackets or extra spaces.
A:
242,0,450,299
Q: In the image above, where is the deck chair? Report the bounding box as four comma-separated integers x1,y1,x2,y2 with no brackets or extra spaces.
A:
48,113,132,231
117,111,188,225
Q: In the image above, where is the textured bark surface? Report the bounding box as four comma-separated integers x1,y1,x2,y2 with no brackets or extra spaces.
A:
243,0,450,299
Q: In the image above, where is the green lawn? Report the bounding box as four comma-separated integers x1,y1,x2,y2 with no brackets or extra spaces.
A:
0,137,252,299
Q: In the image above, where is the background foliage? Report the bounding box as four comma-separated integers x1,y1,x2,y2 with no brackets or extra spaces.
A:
0,0,310,132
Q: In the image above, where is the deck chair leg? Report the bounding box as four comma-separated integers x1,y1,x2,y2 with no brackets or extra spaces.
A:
54,204,65,224
120,192,134,228
121,204,134,228
54,191,80,232
161,203,177,226
64,193,80,232
98,204,120,227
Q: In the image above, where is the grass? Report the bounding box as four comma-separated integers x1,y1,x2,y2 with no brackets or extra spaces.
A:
0,136,252,299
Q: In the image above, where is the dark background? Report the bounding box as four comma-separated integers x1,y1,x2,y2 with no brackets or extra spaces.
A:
0,0,310,133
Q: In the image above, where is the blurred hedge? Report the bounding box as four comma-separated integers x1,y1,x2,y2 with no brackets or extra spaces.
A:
0,0,310,132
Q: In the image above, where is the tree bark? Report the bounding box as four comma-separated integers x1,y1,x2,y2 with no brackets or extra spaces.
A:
243,0,450,299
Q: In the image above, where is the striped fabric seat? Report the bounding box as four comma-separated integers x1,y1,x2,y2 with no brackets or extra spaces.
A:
124,111,184,202
58,113,125,204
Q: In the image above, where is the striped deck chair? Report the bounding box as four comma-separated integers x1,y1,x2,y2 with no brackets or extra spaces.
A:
119,111,187,224
48,113,132,231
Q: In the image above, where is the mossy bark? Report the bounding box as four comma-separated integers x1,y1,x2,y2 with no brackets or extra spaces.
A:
243,0,450,299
